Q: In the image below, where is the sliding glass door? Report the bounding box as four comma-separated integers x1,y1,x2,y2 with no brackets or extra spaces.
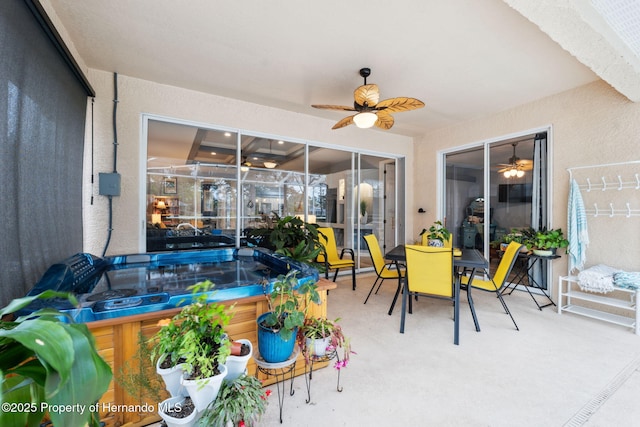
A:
443,131,549,278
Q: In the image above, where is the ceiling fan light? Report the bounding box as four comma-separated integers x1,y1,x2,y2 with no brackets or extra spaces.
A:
353,112,377,128
509,168,517,177
263,161,277,169
516,170,525,178
503,170,511,178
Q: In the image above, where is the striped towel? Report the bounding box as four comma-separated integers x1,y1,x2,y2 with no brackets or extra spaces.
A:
567,179,589,272
613,272,640,290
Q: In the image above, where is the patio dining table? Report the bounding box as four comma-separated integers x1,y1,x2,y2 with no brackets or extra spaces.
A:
385,245,488,345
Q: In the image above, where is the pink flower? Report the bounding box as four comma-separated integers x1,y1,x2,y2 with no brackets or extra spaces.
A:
238,421,246,427
334,360,348,370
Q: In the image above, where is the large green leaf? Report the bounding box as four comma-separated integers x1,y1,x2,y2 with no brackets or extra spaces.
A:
0,291,77,318
0,341,34,371
0,375,45,427
0,319,74,397
47,323,112,427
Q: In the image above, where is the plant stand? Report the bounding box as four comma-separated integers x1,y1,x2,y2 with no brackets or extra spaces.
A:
303,348,343,404
500,252,558,310
254,348,299,424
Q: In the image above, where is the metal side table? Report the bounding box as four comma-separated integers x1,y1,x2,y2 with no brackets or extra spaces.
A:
254,348,299,423
503,252,558,310
303,348,343,404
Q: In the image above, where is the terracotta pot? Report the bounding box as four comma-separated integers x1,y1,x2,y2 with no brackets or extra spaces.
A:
230,341,244,356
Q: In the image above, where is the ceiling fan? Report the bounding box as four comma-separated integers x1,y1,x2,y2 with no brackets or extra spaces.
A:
312,68,425,130
498,142,533,178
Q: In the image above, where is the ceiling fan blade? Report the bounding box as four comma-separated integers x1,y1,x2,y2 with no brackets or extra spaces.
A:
376,97,425,113
312,104,356,111
354,84,379,108
332,115,355,129
374,111,394,130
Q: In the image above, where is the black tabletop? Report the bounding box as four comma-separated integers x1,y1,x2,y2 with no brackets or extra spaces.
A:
386,245,487,269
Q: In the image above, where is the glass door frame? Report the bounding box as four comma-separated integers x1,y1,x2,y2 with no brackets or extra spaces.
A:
437,126,554,264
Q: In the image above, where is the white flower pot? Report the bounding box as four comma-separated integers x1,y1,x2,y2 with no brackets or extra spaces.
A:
225,339,253,382
158,396,199,427
180,364,227,412
306,336,332,357
156,354,187,397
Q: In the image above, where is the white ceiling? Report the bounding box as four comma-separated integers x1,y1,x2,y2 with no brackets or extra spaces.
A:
47,0,640,137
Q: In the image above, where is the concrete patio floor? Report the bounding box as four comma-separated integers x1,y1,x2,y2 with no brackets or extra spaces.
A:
256,272,640,426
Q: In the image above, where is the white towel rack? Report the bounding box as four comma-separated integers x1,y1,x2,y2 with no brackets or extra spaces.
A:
562,160,640,333
568,160,640,218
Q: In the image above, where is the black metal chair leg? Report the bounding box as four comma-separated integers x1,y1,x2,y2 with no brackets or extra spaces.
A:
364,277,381,304
351,266,356,290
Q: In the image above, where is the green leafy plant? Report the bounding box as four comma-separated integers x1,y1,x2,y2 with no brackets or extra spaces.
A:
297,316,353,368
117,332,163,406
150,280,233,380
247,214,323,268
199,375,271,427
0,291,112,427
150,312,184,370
532,228,569,252
360,200,367,217
420,220,451,243
501,227,536,250
261,270,321,341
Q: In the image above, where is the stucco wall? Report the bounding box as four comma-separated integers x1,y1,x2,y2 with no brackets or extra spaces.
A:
414,80,640,287
82,70,414,256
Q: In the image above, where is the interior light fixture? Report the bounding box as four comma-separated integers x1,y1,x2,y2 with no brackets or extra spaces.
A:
156,200,166,210
263,140,277,168
263,161,277,169
353,112,378,128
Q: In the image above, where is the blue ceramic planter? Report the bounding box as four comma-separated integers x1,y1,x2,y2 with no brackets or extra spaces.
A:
257,312,297,363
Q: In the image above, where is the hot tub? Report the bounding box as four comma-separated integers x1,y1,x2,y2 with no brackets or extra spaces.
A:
23,247,319,322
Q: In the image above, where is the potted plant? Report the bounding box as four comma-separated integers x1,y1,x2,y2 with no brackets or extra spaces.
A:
298,316,353,368
500,227,535,252
178,281,233,412
360,200,368,224
158,396,198,427
0,291,112,427
257,270,321,363
224,338,253,382
420,220,451,247
531,227,569,256
151,280,234,414
199,374,271,427
247,214,323,268
150,316,187,398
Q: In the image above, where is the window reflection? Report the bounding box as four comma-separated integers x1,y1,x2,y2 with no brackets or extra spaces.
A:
145,118,402,273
